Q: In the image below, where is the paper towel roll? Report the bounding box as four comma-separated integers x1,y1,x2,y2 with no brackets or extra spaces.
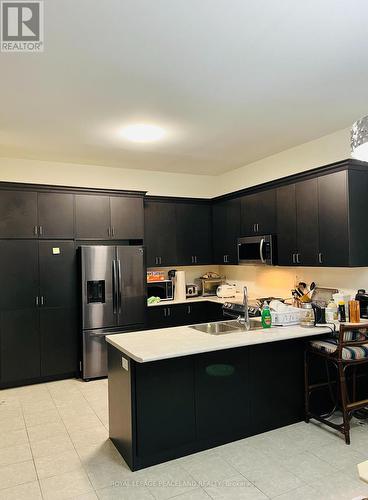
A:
175,271,186,300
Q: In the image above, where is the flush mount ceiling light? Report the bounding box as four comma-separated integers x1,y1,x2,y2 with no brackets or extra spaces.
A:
119,123,165,143
351,115,368,161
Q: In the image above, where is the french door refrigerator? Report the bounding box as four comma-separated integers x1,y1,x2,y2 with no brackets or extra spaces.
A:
81,245,145,380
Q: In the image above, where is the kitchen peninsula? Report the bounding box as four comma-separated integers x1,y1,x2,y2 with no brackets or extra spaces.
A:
106,322,332,471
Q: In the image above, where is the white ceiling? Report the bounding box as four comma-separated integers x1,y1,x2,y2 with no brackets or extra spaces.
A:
1,0,368,175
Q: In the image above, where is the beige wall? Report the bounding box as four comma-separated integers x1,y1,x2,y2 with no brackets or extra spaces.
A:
213,128,351,196
0,127,350,197
0,157,215,198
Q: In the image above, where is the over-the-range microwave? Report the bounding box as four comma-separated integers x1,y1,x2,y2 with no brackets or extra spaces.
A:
237,235,276,265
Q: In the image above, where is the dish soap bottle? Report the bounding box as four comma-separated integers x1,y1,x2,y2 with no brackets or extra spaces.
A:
261,302,272,328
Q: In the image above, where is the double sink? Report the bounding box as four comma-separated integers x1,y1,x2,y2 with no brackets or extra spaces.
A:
190,319,263,335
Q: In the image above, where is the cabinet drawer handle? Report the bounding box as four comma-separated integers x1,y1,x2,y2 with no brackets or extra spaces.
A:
318,252,323,264
188,305,191,314
163,308,167,317
167,307,171,317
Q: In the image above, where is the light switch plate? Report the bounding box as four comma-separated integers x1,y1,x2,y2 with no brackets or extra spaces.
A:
52,247,61,255
121,357,129,371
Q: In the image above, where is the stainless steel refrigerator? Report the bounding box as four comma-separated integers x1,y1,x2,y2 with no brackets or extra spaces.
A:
80,245,145,380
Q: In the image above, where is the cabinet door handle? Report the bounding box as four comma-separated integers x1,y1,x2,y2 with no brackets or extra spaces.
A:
40,296,44,306
296,253,300,264
318,252,323,264
39,225,43,236
35,296,39,306
111,226,115,237
159,257,162,265
194,256,197,264
33,225,38,236
108,227,111,237
163,308,167,317
292,253,295,264
188,305,191,314
224,255,227,263
167,307,171,317
257,223,259,232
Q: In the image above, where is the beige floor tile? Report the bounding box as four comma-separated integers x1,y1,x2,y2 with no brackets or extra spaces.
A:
0,428,28,449
62,413,104,432
137,462,198,500
180,453,238,484
34,449,83,479
30,434,75,459
72,493,99,500
96,484,155,499
23,408,61,427
243,464,304,498
40,468,93,500
0,480,42,500
77,440,124,468
69,426,109,449
272,485,320,500
27,421,68,443
204,474,267,499
21,399,56,414
279,450,338,483
85,460,133,490
0,415,24,431
0,443,32,467
0,460,37,490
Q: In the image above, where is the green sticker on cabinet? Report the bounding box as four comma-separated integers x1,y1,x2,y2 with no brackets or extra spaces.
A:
205,364,235,377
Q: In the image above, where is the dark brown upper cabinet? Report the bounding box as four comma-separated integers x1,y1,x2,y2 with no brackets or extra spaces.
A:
240,189,276,236
276,179,319,266
38,192,74,239
212,198,240,264
75,194,111,239
0,190,38,238
176,203,212,265
144,200,177,267
276,169,368,267
110,196,144,240
76,194,144,240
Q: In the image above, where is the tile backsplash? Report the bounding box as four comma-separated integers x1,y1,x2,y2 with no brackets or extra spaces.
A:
219,265,368,300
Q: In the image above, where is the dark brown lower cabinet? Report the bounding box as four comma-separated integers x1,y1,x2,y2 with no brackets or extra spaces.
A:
0,309,40,383
108,339,306,471
146,301,224,330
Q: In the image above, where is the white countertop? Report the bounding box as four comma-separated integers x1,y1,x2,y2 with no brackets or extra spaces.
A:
106,322,332,363
147,295,229,307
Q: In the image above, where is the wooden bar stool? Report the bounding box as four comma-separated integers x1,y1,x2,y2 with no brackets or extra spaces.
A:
304,323,368,444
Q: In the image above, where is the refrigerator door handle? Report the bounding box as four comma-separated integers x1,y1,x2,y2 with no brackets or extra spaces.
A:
117,259,122,314
112,259,118,315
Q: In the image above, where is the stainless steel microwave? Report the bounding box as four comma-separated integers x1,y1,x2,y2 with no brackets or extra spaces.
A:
237,235,276,265
147,280,174,301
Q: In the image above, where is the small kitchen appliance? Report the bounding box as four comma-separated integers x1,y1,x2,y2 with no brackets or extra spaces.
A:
216,284,236,298
186,284,199,297
356,289,368,318
147,280,174,301
195,276,225,296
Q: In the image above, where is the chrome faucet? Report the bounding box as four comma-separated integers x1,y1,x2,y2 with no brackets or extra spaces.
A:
238,286,250,330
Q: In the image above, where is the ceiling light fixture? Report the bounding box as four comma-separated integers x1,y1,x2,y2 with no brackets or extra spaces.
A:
351,115,368,161
119,123,165,143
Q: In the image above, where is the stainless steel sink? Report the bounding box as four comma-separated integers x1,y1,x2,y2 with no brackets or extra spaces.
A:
189,319,263,335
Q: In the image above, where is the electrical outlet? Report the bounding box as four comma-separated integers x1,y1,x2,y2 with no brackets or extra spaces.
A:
121,357,129,371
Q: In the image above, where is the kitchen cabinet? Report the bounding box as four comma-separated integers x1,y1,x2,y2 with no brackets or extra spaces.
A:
147,301,223,330
0,190,38,238
240,189,276,236
39,240,78,377
37,193,74,239
75,194,111,239
0,240,78,386
212,198,240,264
276,179,319,266
110,196,144,240
176,203,212,265
317,171,349,266
195,348,251,441
144,200,177,267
